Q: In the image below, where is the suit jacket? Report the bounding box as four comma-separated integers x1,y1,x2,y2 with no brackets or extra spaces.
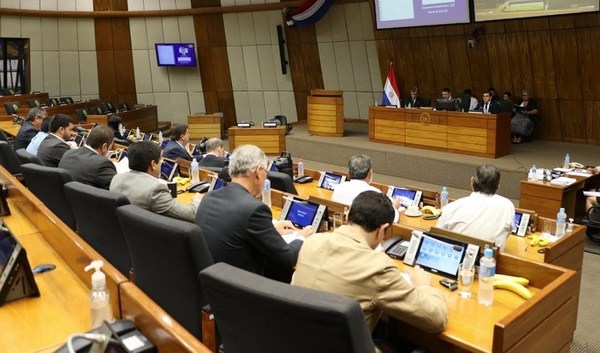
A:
291,225,448,333
403,96,425,108
195,182,303,275
198,154,226,169
58,147,116,189
14,121,39,151
475,101,500,114
38,134,71,167
162,141,192,161
110,170,196,222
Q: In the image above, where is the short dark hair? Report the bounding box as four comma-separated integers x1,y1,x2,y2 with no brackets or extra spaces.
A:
26,107,44,122
49,114,73,133
348,191,395,232
107,114,122,131
86,126,114,149
473,164,501,195
40,117,51,133
441,87,451,94
463,88,472,95
348,154,372,180
128,141,161,172
504,91,512,98
170,124,189,141
411,86,419,94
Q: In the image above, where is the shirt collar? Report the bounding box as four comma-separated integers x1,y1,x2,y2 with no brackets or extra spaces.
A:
49,133,66,142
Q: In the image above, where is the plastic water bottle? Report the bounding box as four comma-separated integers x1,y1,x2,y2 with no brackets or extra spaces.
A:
478,248,496,306
555,207,567,238
158,130,163,144
262,179,271,208
135,127,141,139
190,157,200,184
440,186,449,209
529,164,537,181
297,159,304,178
563,153,570,169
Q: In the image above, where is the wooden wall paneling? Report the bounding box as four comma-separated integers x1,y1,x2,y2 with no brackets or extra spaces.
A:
196,44,217,91
445,36,471,94
550,29,581,100
428,36,454,92
111,19,133,50
294,91,308,123
375,39,396,83
584,101,600,144
114,49,136,103
407,39,435,96
536,98,562,140
559,100,586,143
94,18,114,51
216,90,236,125
505,32,533,96
392,38,416,94
96,50,117,99
300,43,324,92
211,46,232,92
444,23,465,37
527,31,557,98
576,28,600,98
549,15,575,30
486,33,513,95
575,12,600,28
466,35,491,95
504,19,528,33
525,17,550,31
286,43,308,90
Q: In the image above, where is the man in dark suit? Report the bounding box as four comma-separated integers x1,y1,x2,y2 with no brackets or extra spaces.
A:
14,107,46,150
198,137,226,168
195,144,313,278
404,86,425,108
475,91,500,114
162,123,192,161
38,114,75,167
58,126,116,189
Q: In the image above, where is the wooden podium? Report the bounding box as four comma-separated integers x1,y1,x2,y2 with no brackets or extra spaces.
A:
307,89,344,137
228,126,286,155
188,113,223,139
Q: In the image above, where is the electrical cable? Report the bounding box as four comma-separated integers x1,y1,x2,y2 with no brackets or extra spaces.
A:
66,333,108,353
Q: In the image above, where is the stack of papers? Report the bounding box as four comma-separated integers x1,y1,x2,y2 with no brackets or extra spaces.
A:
550,177,577,186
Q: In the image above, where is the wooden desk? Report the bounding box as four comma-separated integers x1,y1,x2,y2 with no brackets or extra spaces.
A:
0,120,21,136
228,126,286,155
0,92,49,114
369,107,511,158
307,89,344,137
519,178,585,219
188,114,223,139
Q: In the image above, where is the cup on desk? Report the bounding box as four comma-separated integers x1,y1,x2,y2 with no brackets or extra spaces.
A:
167,182,178,198
332,212,344,229
542,221,553,236
458,263,474,298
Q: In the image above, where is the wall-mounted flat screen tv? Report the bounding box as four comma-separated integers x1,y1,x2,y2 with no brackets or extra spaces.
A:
474,0,599,22
155,43,197,67
374,0,471,29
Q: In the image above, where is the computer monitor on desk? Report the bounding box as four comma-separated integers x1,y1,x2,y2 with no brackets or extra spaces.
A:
435,99,457,111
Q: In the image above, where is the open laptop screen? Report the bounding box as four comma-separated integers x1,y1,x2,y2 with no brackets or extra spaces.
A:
389,187,421,208
318,172,346,190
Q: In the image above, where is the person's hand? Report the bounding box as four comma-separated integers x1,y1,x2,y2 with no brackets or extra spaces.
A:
409,265,431,287
274,220,298,235
298,226,314,239
392,197,401,210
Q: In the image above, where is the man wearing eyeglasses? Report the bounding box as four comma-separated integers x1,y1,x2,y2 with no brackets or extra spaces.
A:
195,144,313,280
14,107,46,150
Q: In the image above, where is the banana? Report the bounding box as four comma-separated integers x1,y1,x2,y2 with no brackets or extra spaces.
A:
538,238,551,247
529,236,540,247
420,205,440,216
493,279,532,299
494,273,529,286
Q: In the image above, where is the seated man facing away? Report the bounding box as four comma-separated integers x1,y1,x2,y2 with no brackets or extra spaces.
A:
162,123,192,161
37,114,75,167
436,164,514,250
14,107,46,151
198,137,226,168
110,141,198,222
26,115,50,155
292,191,447,336
195,144,313,278
331,154,400,221
58,126,116,190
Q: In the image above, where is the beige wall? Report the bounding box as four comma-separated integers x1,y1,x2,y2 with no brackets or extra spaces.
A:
0,0,98,101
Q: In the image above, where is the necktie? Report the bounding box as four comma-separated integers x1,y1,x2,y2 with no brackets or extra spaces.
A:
485,103,488,113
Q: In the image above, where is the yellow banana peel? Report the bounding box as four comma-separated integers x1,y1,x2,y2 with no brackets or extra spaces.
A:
493,279,532,299
538,238,551,247
529,236,540,247
494,273,529,286
420,205,440,216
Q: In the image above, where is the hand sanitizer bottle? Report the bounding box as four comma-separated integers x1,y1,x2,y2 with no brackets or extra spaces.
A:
191,157,200,184
135,127,141,139
158,130,163,144
84,260,114,328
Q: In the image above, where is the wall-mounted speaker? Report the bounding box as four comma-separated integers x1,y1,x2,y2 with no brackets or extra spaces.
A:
276,25,288,75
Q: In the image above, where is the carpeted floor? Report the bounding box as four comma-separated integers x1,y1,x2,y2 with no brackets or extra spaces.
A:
572,252,600,353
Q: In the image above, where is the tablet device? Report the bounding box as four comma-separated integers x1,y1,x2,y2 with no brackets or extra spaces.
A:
386,186,422,208
279,197,327,229
73,134,85,147
160,139,169,150
267,160,278,172
117,149,128,162
160,159,179,182
121,130,131,140
512,211,530,237
142,133,152,141
317,172,346,190
207,175,225,192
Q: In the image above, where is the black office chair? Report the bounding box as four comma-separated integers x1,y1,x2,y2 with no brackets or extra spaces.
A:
59,97,74,104
20,163,76,230
200,262,376,353
0,130,10,145
15,149,42,166
4,102,20,115
2,88,15,96
116,205,215,344
422,97,432,107
272,115,293,135
100,101,115,114
583,206,600,243
46,98,60,106
88,107,102,115
0,141,22,176
499,100,513,113
75,108,88,122
65,182,132,277
26,99,41,108
118,103,131,111
268,171,298,195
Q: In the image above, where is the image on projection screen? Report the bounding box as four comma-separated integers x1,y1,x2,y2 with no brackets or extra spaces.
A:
474,0,599,21
374,0,470,29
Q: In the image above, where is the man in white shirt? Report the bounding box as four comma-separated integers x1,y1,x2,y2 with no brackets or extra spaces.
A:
436,164,515,250
331,154,400,220
26,117,50,155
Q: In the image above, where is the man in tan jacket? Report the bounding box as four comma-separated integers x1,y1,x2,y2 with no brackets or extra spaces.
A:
292,191,447,337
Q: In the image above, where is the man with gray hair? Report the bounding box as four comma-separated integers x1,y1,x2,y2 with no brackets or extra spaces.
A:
14,107,47,150
198,137,226,168
195,144,313,279
436,164,514,249
332,154,400,220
